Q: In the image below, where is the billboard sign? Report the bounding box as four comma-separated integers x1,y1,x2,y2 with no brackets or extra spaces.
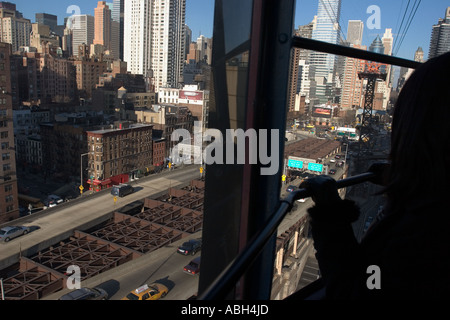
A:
312,106,332,118
179,91,203,103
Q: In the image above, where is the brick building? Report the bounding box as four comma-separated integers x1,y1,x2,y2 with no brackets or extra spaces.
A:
10,45,77,105
73,44,108,99
0,42,19,222
86,122,154,191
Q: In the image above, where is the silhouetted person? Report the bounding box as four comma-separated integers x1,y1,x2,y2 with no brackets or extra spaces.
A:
300,52,450,299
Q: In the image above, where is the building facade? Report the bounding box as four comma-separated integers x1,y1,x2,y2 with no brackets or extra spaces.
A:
347,20,363,46
0,3,31,53
340,44,366,109
112,0,124,60
428,7,450,59
94,1,112,52
35,13,57,32
86,122,154,191
30,23,60,53
124,0,186,91
73,44,108,99
0,42,19,222
69,14,95,57
309,0,342,103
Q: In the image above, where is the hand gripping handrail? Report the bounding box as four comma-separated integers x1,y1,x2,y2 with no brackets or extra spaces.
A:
198,171,377,300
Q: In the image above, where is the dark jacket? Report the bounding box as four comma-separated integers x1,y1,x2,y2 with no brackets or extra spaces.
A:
308,199,450,299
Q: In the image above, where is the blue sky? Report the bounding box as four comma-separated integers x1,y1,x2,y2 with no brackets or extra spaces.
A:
11,0,448,60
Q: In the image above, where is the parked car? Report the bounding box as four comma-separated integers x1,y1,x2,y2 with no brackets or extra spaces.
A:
44,195,63,207
184,256,201,275
122,283,168,300
0,226,30,242
177,239,202,256
111,184,134,197
59,287,108,300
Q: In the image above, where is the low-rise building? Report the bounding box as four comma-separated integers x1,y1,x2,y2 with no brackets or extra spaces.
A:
86,121,154,191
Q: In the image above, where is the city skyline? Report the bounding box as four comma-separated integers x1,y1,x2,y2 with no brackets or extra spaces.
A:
10,0,448,61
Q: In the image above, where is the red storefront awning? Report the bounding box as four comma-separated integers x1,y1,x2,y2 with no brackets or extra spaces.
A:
101,179,112,185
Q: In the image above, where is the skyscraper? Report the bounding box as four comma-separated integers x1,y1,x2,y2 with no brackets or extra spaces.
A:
347,20,363,45
428,7,450,59
112,0,124,60
369,35,385,54
124,0,186,91
414,46,424,62
309,0,342,103
94,1,111,52
69,14,95,57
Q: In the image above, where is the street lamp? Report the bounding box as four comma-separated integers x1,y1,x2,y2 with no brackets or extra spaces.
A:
80,152,90,191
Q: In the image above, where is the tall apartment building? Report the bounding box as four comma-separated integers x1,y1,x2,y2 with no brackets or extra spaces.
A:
94,1,111,52
297,60,316,100
287,29,301,113
124,0,151,78
86,122,154,190
340,44,366,109
124,0,186,91
73,44,108,99
378,28,394,109
0,2,31,53
428,7,450,59
286,23,315,113
0,42,19,222
69,14,95,57
297,20,315,62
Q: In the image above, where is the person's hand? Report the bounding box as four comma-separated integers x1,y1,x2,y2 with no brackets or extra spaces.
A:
367,162,390,186
299,175,341,206
300,175,359,224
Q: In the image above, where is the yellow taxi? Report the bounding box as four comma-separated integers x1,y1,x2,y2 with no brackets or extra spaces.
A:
122,283,169,300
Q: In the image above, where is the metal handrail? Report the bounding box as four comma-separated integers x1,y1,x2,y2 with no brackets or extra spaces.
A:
292,36,422,70
198,171,376,300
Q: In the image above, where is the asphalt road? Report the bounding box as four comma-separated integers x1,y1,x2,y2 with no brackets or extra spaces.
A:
0,165,202,271
107,245,201,300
